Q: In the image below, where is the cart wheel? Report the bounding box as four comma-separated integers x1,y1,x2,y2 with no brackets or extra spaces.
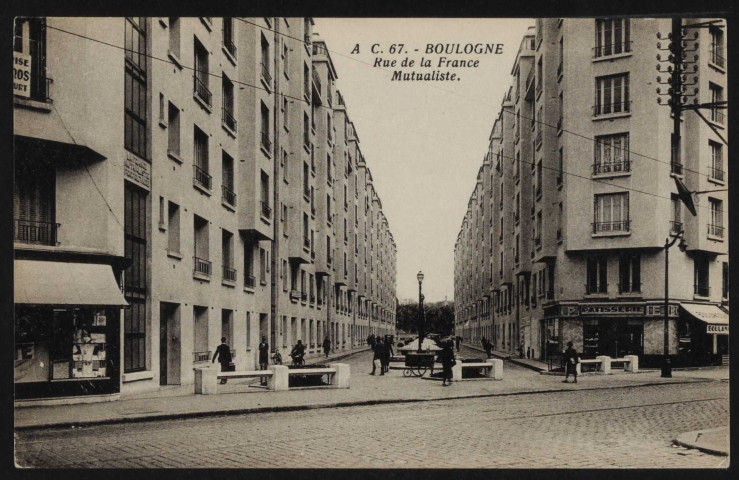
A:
403,369,412,377
415,367,427,377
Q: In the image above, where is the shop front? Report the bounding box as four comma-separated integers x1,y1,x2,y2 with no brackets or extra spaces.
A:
14,259,128,402
677,303,729,366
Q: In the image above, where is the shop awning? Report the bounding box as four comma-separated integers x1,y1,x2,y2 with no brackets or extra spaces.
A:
680,303,729,333
14,260,128,307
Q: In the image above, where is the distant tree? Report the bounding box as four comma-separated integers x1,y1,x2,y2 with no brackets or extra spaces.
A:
395,301,454,336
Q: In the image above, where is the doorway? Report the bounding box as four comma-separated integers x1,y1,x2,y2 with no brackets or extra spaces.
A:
159,302,181,385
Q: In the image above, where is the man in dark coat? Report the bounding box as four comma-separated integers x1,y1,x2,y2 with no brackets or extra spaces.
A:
563,341,579,383
438,340,456,386
380,336,393,374
370,337,383,375
258,336,269,385
212,337,233,384
367,333,376,351
322,335,331,358
455,335,461,352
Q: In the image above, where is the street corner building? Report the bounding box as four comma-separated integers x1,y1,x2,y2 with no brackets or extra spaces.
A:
454,19,728,369
13,17,398,405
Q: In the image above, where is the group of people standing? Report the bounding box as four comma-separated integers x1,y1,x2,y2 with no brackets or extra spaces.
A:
369,335,394,375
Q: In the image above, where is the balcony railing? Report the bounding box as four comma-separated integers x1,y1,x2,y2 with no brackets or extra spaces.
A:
193,256,212,276
535,128,542,146
14,219,59,245
618,282,642,294
301,292,308,302
193,164,212,190
222,185,236,207
710,44,725,68
261,62,272,87
592,220,630,234
222,106,237,132
708,223,724,238
670,221,683,235
312,68,322,96
694,284,710,297
709,167,725,182
244,274,256,288
310,294,316,304
593,41,632,58
223,266,237,282
290,289,300,301
193,351,211,363
593,101,631,116
671,162,683,175
261,130,272,152
223,38,237,59
193,75,212,107
260,201,272,219
593,161,631,175
710,109,725,126
304,237,311,249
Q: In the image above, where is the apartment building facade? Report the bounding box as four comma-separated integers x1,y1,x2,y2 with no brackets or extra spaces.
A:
13,17,397,403
455,18,728,367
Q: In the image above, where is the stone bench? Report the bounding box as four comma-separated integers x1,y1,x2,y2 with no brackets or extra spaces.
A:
451,359,503,382
575,355,639,375
194,363,350,394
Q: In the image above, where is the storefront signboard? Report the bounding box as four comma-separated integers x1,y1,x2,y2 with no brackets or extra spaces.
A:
707,324,729,335
13,51,31,98
579,305,645,315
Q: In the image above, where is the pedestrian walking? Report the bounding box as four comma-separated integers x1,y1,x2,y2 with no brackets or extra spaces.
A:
212,337,233,384
367,333,376,351
381,336,393,374
438,340,456,386
455,335,461,352
322,335,331,358
370,337,383,375
483,337,492,359
258,336,269,385
563,341,579,383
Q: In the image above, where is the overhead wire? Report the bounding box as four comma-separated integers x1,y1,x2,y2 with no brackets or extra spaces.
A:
40,22,725,216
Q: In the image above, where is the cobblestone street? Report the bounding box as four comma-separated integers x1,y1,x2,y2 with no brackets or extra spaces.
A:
16,376,728,468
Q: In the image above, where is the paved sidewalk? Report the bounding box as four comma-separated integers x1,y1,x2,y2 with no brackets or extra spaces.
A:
674,427,729,456
15,346,728,430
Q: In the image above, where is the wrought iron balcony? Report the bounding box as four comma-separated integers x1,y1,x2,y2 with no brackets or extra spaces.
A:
593,161,631,175
193,256,212,277
592,220,630,234
244,274,256,288
593,41,632,58
14,219,59,245
708,223,724,238
261,130,272,152
193,164,212,190
193,75,212,107
694,284,710,297
260,201,272,219
223,38,237,59
222,106,237,132
261,62,272,87
193,351,211,363
709,167,725,182
709,44,725,68
222,185,236,207
593,101,631,116
710,109,725,126
223,266,237,282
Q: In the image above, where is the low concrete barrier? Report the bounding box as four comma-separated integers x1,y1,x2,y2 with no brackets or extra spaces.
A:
450,359,503,382
576,355,639,375
194,363,351,394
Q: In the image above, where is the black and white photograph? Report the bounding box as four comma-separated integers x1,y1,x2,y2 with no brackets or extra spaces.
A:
11,9,730,470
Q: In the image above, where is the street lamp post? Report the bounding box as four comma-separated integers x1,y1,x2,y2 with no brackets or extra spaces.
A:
662,231,686,378
417,271,425,353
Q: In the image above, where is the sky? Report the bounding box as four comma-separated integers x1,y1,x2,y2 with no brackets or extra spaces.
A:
313,18,533,303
